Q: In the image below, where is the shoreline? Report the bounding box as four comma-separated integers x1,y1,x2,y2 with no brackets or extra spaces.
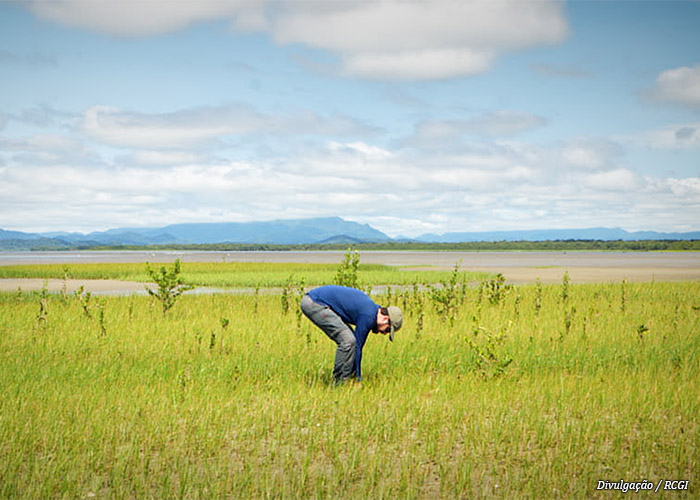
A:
1,250,698,293
1,267,698,295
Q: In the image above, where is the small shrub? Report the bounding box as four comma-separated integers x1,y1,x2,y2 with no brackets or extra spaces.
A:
333,248,361,289
74,286,93,318
561,271,571,304
465,323,513,379
484,273,511,305
95,298,107,337
146,259,195,314
427,261,463,325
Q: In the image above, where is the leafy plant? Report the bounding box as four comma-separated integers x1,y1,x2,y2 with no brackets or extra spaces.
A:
465,323,513,379
95,298,107,337
484,273,511,305
292,277,307,338
427,261,464,325
281,276,293,315
534,278,543,315
561,306,576,340
74,286,93,318
333,248,361,289
36,297,49,329
411,283,425,338
60,265,71,299
146,259,195,314
561,270,571,304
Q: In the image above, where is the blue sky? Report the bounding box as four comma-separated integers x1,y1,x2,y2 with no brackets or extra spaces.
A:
1,0,699,237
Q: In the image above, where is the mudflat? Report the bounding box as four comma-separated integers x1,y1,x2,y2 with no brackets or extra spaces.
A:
1,250,699,293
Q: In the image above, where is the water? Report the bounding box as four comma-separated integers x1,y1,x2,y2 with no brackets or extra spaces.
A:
1,249,699,269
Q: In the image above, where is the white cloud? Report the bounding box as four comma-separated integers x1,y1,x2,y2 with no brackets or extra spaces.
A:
80,105,377,149
652,64,700,108
25,0,569,81
667,177,700,197
3,159,698,235
6,2,699,236
403,111,547,151
579,168,640,191
329,141,393,160
120,150,214,167
560,138,624,170
26,0,261,37
273,0,567,79
24,106,76,129
81,105,258,149
464,111,547,137
1,127,698,235
625,122,700,150
0,133,100,166
340,47,493,81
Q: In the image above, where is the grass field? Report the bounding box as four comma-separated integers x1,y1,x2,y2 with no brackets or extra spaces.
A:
0,261,489,289
0,261,697,498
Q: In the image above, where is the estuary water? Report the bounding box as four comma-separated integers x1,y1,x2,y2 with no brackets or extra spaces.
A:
1,249,699,269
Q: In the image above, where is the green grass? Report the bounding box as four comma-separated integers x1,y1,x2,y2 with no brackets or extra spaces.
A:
0,261,489,288
0,273,698,498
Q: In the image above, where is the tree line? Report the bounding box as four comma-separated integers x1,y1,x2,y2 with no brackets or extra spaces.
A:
85,239,700,252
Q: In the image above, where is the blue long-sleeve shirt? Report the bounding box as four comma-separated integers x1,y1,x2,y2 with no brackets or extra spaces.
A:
307,285,378,380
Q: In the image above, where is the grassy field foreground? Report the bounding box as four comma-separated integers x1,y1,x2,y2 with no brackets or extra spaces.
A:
0,268,698,498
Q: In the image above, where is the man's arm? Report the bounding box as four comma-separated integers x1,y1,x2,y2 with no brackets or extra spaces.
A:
353,316,374,380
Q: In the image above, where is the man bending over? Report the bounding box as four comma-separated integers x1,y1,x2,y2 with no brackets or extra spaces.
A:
301,285,403,384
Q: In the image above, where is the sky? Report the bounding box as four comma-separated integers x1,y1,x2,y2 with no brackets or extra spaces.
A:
1,0,699,238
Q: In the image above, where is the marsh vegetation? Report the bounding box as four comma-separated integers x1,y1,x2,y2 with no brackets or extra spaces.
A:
0,257,697,498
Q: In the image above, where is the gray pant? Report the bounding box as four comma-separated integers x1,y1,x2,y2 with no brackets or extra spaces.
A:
300,294,356,382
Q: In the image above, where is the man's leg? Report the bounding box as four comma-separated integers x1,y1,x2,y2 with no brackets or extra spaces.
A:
301,295,356,382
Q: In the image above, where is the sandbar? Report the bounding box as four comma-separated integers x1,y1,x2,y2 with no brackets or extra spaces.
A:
1,250,698,293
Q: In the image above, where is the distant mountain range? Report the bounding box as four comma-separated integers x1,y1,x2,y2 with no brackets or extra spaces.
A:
416,227,700,243
0,217,389,249
0,218,698,250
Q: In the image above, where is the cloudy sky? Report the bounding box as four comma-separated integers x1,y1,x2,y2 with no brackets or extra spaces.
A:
1,0,699,237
